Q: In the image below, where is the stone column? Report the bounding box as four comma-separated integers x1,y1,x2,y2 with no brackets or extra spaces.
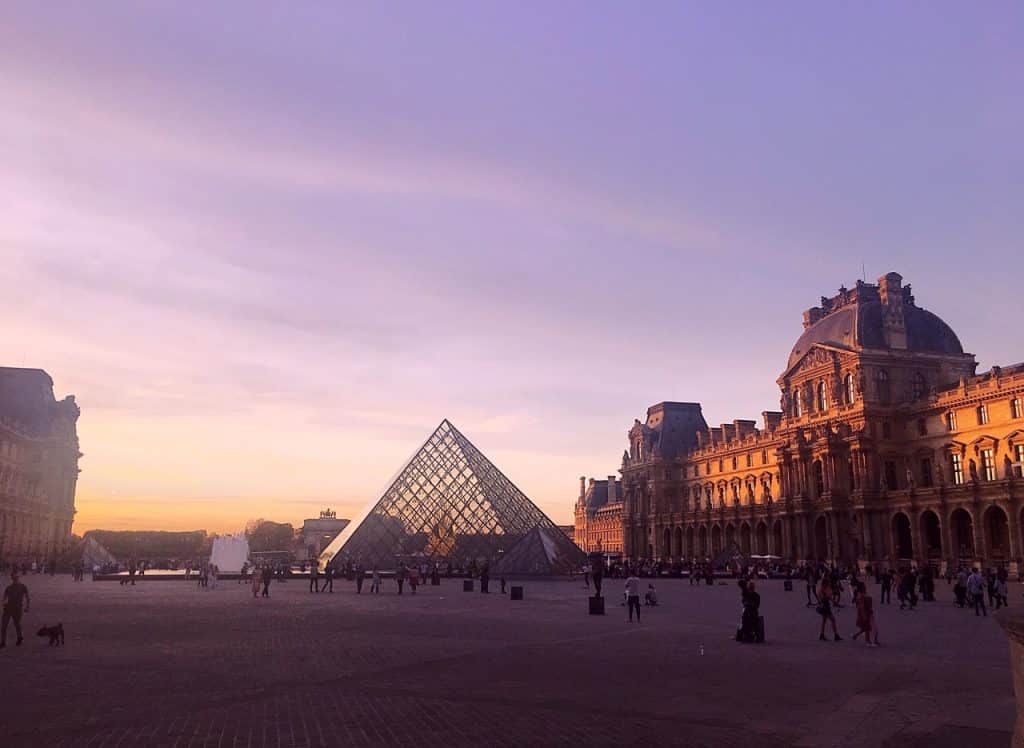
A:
994,608,1024,748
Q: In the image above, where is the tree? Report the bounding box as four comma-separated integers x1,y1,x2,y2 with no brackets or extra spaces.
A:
245,519,295,553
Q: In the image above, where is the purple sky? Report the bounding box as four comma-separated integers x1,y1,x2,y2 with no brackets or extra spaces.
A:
2,3,1021,532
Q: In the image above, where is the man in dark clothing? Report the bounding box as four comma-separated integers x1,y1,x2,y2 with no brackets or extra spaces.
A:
261,566,272,597
309,563,320,593
1,572,30,648
355,564,365,594
880,570,893,604
320,563,334,593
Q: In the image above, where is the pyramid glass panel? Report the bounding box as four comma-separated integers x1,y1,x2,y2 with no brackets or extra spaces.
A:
319,420,581,570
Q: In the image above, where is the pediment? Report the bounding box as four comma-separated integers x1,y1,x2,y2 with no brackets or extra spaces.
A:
970,434,999,452
780,343,856,380
1006,430,1024,446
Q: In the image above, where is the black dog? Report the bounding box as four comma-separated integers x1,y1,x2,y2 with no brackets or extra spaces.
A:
37,623,64,646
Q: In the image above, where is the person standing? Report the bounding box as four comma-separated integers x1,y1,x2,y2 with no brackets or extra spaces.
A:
967,568,987,617
370,567,381,594
480,563,490,594
1,571,30,648
309,562,320,594
954,567,969,607
805,566,818,608
355,563,365,594
251,565,261,598
817,578,842,642
261,565,272,598
396,563,407,595
624,572,641,622
408,565,419,595
321,562,334,594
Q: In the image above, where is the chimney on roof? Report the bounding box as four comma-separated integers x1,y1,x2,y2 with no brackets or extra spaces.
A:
803,306,825,329
607,476,618,502
579,476,586,501
878,272,907,349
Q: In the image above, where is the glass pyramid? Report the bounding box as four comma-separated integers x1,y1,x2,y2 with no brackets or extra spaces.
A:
492,525,586,576
319,420,579,570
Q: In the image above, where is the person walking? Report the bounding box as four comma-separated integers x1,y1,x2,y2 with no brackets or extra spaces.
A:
355,563,365,594
995,575,1008,610
408,565,419,595
852,582,879,647
320,562,334,594
251,565,261,598
480,563,490,594
625,572,641,623
370,567,381,594
967,568,987,617
0,571,30,648
817,578,842,642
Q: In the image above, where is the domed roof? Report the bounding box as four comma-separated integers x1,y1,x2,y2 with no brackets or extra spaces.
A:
786,300,964,372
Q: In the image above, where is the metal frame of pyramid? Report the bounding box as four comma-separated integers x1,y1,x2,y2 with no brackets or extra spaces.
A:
319,419,580,571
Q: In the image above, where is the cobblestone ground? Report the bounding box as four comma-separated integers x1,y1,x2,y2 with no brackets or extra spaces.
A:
0,575,1014,747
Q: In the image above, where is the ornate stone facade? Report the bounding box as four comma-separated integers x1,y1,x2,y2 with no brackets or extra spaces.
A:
574,476,625,553
594,273,1024,571
0,368,81,564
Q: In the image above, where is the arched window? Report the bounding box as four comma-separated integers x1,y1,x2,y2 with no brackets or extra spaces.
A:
793,390,803,418
817,381,828,412
876,369,891,405
844,373,855,405
912,372,926,401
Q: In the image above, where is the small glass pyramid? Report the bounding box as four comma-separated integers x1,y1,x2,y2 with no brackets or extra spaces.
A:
320,420,581,570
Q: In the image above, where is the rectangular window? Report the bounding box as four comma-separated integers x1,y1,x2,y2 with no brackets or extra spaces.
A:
706,462,711,475
762,449,768,465
921,458,933,488
1012,398,1023,420
1016,445,1024,478
917,418,927,436
982,448,996,481
947,411,957,431
951,453,964,485
882,421,892,439
731,456,738,470
978,405,989,425
718,459,724,472
746,453,753,468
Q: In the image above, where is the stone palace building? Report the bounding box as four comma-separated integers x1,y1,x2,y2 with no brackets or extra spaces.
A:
575,273,1024,572
0,368,81,565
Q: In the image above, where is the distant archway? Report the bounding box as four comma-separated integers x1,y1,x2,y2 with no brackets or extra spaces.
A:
985,506,1010,562
920,510,942,560
674,526,683,558
686,526,695,558
663,528,671,559
892,513,913,560
756,522,768,556
951,508,974,560
725,524,736,549
740,523,752,555
698,526,708,558
711,525,722,556
772,520,783,556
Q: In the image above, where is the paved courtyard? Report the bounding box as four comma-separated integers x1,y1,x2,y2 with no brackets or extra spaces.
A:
0,574,1015,747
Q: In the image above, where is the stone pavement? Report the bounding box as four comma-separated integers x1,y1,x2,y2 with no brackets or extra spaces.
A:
0,575,1015,747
